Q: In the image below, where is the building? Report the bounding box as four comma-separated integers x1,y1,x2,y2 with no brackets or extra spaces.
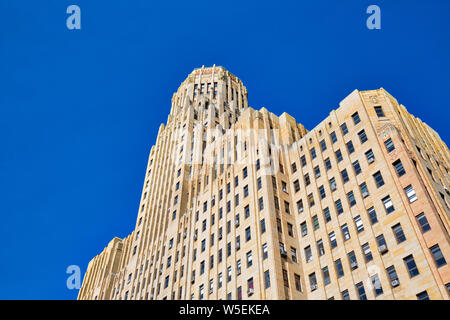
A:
78,66,450,300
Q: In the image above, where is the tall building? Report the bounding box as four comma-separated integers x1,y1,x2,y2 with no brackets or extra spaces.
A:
78,66,450,300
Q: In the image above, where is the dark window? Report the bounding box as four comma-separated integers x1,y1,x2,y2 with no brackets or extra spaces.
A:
430,244,447,268
375,106,385,117
393,159,406,177
404,255,420,278
392,223,406,243
384,138,395,153
352,112,361,125
416,212,431,233
358,130,368,144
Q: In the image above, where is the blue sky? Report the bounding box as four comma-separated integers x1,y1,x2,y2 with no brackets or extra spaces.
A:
0,0,449,299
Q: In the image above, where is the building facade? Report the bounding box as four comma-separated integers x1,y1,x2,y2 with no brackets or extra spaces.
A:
78,66,450,300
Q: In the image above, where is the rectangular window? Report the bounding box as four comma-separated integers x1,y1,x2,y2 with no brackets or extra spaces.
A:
294,274,302,292
375,106,385,117
335,199,343,215
416,212,431,233
319,185,326,199
323,207,331,222
352,112,361,125
335,149,343,163
347,191,356,207
325,157,332,171
301,155,307,167
293,179,300,192
362,242,373,262
341,169,349,183
356,282,367,300
341,289,350,300
317,239,325,256
392,223,406,244
371,274,383,296
376,234,388,254
430,244,447,268
301,222,308,237
264,270,271,288
348,251,357,269
342,224,350,241
360,182,369,198
346,140,355,154
310,147,317,159
322,266,331,285
382,195,395,214
365,149,375,163
352,160,361,175
262,243,268,259
386,266,399,287
354,215,364,233
320,140,327,151
384,138,395,153
304,245,312,262
367,206,378,224
330,131,337,143
393,159,406,177
329,232,337,248
309,273,317,291
335,259,344,278
416,291,429,300
312,215,319,230
358,129,368,144
404,185,418,203
341,123,348,135
373,171,385,188
404,255,420,278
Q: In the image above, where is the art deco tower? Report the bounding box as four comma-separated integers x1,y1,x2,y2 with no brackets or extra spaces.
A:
78,66,450,300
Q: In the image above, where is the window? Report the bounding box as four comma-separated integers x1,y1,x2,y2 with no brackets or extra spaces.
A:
258,197,264,211
392,223,406,243
335,149,343,163
330,131,337,143
371,274,383,296
284,201,290,214
260,219,266,233
352,160,361,175
317,239,325,256
416,212,431,233
367,206,377,224
244,205,250,218
358,129,368,144
346,141,355,154
329,232,337,248
416,291,429,300
297,199,304,213
309,273,317,291
246,251,253,267
341,289,350,300
323,207,331,222
325,157,332,171
375,106,385,117
282,269,289,287
347,191,356,207
291,162,297,173
319,186,326,199
386,266,399,287
362,243,373,262
245,227,251,242
287,223,294,237
360,182,369,198
305,246,312,262
301,222,308,236
382,195,395,214
310,148,317,159
322,266,331,285
264,270,271,288
341,224,350,240
341,169,349,183
404,255,420,278
308,193,315,207
262,243,268,259
335,259,344,278
352,112,361,125
376,234,388,254
257,177,262,190
348,251,358,269
354,215,364,233
294,274,302,292
365,149,375,163
320,139,327,151
293,179,300,192
312,215,320,230
341,123,348,135
356,282,367,300
304,173,310,186
291,247,297,262
243,167,248,178
335,199,343,215
384,138,395,153
393,159,406,177
314,166,321,178
430,244,447,268
301,155,307,167
404,185,418,203
373,171,385,188
243,185,248,197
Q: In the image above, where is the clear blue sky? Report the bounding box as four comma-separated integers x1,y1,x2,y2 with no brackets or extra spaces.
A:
0,0,449,299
